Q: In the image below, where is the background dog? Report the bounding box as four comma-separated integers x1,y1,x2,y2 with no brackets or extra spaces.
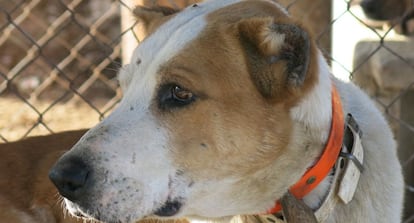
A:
0,130,86,223
360,0,414,35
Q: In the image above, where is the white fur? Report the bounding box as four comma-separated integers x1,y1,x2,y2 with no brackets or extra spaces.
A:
290,52,332,143
63,0,252,222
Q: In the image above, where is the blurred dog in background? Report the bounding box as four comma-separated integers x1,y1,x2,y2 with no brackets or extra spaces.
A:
0,130,86,223
360,0,414,35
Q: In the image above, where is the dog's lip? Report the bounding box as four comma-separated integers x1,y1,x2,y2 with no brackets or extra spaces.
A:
72,210,87,218
153,199,183,217
64,199,96,220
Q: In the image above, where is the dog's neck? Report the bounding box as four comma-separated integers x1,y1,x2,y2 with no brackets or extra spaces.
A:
290,53,333,143
289,53,338,210
238,53,341,223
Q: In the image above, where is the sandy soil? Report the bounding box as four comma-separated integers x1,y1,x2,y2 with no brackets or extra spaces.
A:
0,96,117,142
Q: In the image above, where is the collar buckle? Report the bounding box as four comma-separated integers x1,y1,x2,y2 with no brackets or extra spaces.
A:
337,114,364,204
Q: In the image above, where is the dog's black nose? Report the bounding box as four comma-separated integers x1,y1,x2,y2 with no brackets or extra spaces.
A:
49,157,90,201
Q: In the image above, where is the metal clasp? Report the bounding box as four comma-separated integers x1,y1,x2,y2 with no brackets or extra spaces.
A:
337,114,364,204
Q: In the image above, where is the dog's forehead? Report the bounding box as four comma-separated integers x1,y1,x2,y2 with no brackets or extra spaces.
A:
122,0,288,105
132,0,243,64
121,0,246,105
130,0,288,68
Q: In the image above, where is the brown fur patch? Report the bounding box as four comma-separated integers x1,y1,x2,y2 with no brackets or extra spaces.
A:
203,1,319,106
0,130,86,223
152,1,319,180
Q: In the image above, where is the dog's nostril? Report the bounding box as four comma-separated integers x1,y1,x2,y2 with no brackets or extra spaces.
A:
49,157,90,201
61,171,89,191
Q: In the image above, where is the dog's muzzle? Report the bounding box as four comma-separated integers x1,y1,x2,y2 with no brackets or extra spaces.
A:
49,156,91,202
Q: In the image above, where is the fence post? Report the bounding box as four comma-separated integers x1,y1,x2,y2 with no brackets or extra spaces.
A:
399,91,414,220
121,0,140,65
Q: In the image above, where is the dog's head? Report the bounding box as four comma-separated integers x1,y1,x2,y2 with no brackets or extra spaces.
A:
360,0,414,35
360,0,410,21
49,1,323,222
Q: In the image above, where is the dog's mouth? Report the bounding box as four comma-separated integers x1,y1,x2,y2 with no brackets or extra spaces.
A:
154,199,183,217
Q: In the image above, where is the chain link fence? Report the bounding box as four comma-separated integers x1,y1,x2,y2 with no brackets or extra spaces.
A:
0,0,413,222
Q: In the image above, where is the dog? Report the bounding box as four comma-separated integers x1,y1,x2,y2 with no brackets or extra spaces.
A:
49,0,405,222
0,130,86,223
360,0,414,35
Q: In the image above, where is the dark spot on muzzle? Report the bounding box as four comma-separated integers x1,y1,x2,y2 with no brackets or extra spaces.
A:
49,156,90,202
154,199,182,217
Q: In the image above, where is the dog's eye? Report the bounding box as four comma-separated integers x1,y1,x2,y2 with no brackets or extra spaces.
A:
172,85,193,102
158,84,196,110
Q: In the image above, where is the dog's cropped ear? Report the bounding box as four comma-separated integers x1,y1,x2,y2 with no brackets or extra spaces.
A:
134,6,179,40
238,17,317,104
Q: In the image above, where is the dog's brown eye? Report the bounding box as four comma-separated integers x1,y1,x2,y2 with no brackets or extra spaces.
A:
172,86,194,102
158,84,196,110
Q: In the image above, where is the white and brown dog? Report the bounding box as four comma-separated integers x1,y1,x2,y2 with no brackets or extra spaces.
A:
49,0,404,222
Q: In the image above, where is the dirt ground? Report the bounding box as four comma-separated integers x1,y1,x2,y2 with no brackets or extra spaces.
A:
0,96,114,142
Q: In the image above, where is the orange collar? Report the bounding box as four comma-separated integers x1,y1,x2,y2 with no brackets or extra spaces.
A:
267,83,344,214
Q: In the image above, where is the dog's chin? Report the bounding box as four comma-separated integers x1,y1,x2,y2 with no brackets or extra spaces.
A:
64,196,184,222
65,200,127,223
